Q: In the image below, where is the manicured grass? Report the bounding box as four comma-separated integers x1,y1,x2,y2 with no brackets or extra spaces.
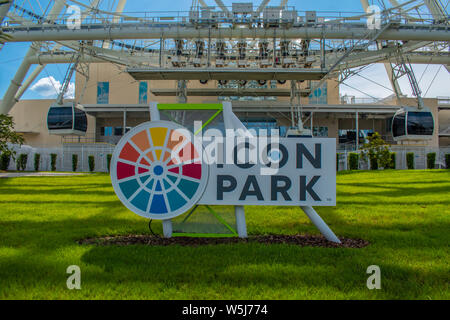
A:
0,170,449,299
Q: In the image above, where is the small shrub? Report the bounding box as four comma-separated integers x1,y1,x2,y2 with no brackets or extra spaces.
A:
369,154,378,170
72,154,78,172
426,152,436,169
34,153,40,171
107,154,112,173
389,152,396,169
88,155,95,172
406,152,414,170
348,153,359,170
16,154,27,171
0,153,10,170
446,154,450,169
50,153,57,171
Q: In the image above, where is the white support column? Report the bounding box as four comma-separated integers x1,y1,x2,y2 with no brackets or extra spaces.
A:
162,220,173,238
150,101,173,237
234,206,248,238
0,0,65,114
300,206,341,243
356,111,359,151
123,109,127,134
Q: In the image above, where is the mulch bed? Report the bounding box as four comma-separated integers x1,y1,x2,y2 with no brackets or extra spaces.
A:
79,234,369,248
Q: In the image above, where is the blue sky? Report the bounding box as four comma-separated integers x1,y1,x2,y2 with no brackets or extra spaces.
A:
0,0,448,101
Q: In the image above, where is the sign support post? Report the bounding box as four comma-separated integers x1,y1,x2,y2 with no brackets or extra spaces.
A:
234,206,247,238
149,101,173,238
300,206,340,243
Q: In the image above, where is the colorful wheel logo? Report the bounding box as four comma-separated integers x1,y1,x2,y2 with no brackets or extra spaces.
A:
110,121,208,220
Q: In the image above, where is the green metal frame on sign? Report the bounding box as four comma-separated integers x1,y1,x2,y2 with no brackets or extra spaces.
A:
157,103,235,238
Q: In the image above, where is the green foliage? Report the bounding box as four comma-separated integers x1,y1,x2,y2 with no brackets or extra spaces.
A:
427,152,436,169
34,153,40,171
0,114,24,158
72,154,78,172
50,153,57,171
360,132,391,169
16,154,28,171
446,154,450,169
406,152,414,170
88,155,95,172
0,153,10,170
348,153,359,170
369,154,378,170
107,154,112,173
389,152,396,169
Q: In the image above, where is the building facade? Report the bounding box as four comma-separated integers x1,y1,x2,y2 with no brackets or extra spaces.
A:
6,63,450,149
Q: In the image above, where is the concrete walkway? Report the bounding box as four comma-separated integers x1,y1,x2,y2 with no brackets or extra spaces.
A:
0,172,89,178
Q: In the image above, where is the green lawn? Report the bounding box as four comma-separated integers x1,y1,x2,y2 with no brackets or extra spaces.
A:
0,170,448,299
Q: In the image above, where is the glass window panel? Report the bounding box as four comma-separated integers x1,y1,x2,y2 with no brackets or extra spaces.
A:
139,82,148,104
97,82,109,104
393,113,406,137
407,112,434,135
73,107,87,132
47,107,73,130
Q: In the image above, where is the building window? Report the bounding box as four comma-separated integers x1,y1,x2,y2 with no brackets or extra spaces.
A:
114,127,123,136
309,82,327,104
101,126,113,136
97,82,109,104
139,82,148,104
304,126,329,137
243,119,278,136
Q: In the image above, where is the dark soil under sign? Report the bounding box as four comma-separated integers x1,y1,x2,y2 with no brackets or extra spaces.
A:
80,234,369,248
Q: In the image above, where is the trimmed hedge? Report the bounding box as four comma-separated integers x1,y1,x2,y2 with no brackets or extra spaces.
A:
349,153,359,170
72,154,78,172
50,153,57,171
390,152,396,169
406,152,414,170
34,153,40,171
107,154,112,173
88,155,95,172
426,152,436,169
16,154,27,171
446,154,450,169
0,153,10,171
369,154,378,170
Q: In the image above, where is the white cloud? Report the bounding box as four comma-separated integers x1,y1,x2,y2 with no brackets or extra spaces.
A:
30,76,75,99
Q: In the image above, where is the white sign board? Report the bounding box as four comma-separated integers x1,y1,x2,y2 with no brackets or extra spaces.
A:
199,138,336,206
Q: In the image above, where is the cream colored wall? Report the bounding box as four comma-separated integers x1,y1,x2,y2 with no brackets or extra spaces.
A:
7,99,95,148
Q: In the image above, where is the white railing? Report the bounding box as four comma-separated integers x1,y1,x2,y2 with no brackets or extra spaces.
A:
337,146,450,171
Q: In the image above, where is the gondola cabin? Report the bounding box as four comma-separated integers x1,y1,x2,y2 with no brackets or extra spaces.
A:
47,102,87,136
392,106,434,141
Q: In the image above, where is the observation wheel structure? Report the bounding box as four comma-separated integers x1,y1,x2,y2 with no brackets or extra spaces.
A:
0,0,448,117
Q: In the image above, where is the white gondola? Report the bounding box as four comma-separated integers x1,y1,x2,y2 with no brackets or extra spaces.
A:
47,102,87,136
392,106,434,141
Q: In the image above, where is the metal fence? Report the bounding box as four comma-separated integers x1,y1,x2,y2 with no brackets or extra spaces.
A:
337,146,450,171
5,143,450,172
6,143,115,172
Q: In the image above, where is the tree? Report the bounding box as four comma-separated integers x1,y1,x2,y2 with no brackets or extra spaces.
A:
360,132,391,170
0,114,25,157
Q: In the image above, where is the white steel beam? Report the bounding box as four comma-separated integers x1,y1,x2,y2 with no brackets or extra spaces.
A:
0,0,65,115
103,0,127,49
3,24,449,42
360,0,404,96
256,0,271,15
214,0,230,15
